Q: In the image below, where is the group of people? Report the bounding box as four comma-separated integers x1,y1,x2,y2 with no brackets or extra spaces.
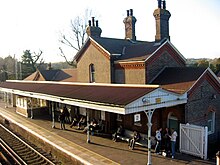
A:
155,127,178,159
59,107,104,136
82,118,103,135
112,125,140,150
59,106,86,130
60,108,178,158
112,125,178,158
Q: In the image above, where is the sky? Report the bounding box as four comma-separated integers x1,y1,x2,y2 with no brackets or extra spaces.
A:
0,0,220,63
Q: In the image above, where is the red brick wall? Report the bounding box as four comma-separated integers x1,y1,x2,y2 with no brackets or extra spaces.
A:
186,79,220,146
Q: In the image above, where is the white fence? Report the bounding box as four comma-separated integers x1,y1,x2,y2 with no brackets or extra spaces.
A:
179,123,208,160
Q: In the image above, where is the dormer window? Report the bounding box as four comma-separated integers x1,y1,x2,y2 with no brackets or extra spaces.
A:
89,64,95,83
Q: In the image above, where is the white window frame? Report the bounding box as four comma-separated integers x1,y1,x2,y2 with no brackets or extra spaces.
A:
89,64,95,83
207,111,215,135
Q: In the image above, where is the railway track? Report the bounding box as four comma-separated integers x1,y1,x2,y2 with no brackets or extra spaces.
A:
0,124,58,165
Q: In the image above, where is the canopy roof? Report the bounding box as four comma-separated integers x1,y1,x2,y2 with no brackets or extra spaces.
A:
0,81,187,114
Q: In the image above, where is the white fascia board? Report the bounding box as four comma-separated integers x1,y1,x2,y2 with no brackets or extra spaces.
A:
125,98,187,114
89,36,111,56
166,40,186,63
1,88,126,114
145,40,168,62
125,88,187,114
187,68,220,94
144,40,186,63
186,69,207,94
207,67,220,85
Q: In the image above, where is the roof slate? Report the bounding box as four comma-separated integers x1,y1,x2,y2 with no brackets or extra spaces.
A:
151,67,206,94
24,69,77,82
90,37,160,62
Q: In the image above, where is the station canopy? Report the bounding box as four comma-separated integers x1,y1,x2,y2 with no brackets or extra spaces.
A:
0,80,187,114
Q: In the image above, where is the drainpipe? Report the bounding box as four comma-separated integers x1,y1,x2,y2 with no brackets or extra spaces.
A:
144,109,155,165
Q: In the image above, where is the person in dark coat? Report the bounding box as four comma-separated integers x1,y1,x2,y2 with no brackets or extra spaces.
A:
63,106,70,124
163,127,171,156
59,109,66,130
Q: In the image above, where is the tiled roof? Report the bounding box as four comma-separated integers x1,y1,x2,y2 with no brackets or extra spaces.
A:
151,67,206,94
24,69,77,82
89,37,161,62
40,70,60,81
0,81,157,106
24,71,42,81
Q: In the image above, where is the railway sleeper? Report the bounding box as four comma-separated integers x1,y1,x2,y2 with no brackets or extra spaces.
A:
26,156,46,164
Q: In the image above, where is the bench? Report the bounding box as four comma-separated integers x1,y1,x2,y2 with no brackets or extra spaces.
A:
115,129,156,147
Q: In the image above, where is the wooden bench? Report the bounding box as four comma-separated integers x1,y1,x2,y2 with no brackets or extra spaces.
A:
115,129,156,147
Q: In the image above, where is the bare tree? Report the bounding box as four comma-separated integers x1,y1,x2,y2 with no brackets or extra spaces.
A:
59,9,94,67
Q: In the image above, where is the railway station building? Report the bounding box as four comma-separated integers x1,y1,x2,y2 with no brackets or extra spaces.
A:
0,0,220,157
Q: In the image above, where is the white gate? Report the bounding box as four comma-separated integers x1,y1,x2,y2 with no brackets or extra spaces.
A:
179,123,208,159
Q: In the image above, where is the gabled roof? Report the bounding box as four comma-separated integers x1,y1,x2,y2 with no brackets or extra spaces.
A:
151,67,207,94
75,36,161,62
75,36,186,65
92,37,159,58
24,71,44,81
24,69,77,82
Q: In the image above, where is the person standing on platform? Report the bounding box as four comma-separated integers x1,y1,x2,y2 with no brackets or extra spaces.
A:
63,105,70,124
163,127,171,156
59,109,66,130
170,128,178,159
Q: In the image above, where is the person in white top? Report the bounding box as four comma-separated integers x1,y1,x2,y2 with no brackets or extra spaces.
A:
170,128,178,159
155,128,162,154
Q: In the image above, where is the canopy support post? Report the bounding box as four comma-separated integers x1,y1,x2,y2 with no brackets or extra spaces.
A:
144,109,155,165
52,102,55,128
86,109,90,143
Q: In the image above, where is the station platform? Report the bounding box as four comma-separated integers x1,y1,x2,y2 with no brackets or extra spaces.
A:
0,101,215,165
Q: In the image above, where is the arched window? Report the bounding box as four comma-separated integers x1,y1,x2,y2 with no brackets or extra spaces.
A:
89,64,95,83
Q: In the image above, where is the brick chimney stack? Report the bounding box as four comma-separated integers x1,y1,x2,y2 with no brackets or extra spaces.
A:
86,17,102,37
153,0,171,42
123,9,137,40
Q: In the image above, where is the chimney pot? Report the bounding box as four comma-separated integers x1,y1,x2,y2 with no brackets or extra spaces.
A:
158,0,162,8
92,17,95,26
163,0,166,9
96,20,99,27
127,10,129,17
88,20,91,26
130,9,133,16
